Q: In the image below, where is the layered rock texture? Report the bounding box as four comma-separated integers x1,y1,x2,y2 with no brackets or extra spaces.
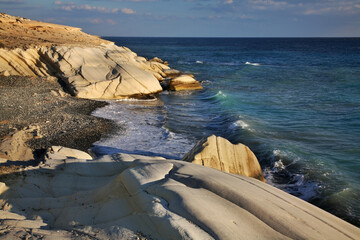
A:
1,147,359,239
183,135,265,182
0,13,202,99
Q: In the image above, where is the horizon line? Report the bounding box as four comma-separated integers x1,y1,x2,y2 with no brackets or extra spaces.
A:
101,36,360,39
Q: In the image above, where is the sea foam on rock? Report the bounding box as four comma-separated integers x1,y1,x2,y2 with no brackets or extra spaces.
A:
183,135,265,181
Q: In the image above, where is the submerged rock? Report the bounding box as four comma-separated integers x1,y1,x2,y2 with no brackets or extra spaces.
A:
182,135,265,181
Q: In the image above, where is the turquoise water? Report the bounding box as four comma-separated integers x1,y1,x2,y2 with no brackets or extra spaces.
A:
96,37,360,226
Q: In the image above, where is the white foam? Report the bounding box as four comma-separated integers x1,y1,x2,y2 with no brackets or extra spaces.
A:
274,159,285,170
216,90,227,98
115,97,158,102
229,116,254,132
245,61,260,66
196,60,203,64
91,101,195,159
235,120,249,129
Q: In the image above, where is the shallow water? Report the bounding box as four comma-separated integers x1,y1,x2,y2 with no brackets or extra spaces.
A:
93,37,360,226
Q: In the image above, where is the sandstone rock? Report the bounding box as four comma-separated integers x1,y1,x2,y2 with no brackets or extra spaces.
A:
0,45,165,99
0,126,41,161
182,135,265,181
0,70,10,76
168,75,203,91
0,13,185,99
163,68,182,78
150,57,164,63
0,13,111,49
1,149,359,239
48,146,93,160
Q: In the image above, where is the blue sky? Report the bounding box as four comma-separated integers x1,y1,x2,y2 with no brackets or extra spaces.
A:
1,0,360,37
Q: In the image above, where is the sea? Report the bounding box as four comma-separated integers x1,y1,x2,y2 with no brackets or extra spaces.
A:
91,37,360,227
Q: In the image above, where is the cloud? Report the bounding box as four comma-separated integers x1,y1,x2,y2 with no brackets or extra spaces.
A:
0,0,24,3
121,8,136,14
248,0,288,10
54,1,119,13
300,0,360,16
88,18,117,25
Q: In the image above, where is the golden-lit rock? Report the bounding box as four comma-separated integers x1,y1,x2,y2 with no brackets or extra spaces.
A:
183,135,265,181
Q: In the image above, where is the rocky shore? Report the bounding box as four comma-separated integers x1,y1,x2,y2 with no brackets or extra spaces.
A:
0,75,114,173
1,13,360,239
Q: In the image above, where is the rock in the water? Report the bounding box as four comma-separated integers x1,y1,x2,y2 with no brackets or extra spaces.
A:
168,75,203,91
163,68,182,78
182,135,265,181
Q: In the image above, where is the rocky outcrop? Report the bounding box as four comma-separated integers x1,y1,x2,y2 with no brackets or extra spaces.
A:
183,135,265,181
1,148,359,239
0,44,167,99
167,74,203,91
0,13,111,49
0,13,202,99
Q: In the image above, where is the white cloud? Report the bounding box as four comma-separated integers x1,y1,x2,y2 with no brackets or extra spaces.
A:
0,0,24,3
54,1,119,13
88,18,117,25
301,1,360,15
121,8,136,14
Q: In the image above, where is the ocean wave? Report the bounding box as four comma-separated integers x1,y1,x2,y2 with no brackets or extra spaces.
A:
263,149,319,201
215,90,227,98
230,119,253,132
196,60,203,64
245,61,260,66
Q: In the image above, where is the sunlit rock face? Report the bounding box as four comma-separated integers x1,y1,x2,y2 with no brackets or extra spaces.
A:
0,45,165,99
183,135,265,182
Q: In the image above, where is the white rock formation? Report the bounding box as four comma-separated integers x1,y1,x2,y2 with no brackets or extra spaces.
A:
0,147,359,239
0,44,168,99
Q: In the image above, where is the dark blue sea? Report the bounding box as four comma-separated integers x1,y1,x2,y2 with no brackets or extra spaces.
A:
92,37,360,227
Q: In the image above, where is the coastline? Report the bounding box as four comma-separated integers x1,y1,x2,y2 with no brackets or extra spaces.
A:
0,13,359,238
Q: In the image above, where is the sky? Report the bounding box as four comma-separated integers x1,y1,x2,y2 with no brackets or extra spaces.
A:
1,0,360,37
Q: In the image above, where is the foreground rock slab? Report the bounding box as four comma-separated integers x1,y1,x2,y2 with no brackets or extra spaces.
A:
183,135,265,181
1,147,359,239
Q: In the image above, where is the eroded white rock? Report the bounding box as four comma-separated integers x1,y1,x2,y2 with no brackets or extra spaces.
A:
0,148,359,239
